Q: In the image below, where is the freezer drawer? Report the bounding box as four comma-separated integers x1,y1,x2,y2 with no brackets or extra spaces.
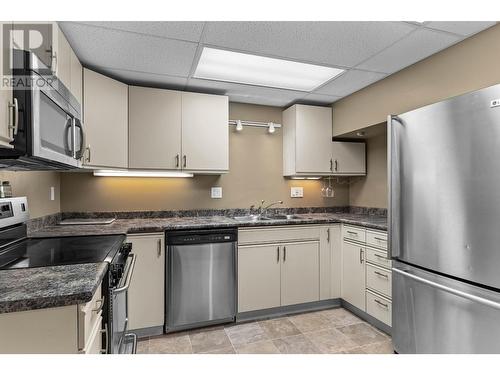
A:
392,261,500,354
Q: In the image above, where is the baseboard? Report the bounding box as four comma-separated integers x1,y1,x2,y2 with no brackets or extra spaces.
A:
236,298,342,322
129,325,164,339
341,300,392,336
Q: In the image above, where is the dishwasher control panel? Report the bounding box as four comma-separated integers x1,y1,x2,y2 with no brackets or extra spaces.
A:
166,228,238,246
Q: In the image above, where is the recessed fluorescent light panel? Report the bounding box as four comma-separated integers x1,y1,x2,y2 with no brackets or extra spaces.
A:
194,48,344,92
93,170,194,178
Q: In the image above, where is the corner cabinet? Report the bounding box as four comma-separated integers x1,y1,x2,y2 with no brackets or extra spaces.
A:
83,68,128,168
283,104,366,177
128,88,229,174
127,233,165,332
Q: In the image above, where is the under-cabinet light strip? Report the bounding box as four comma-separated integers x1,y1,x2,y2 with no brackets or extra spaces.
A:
93,170,194,178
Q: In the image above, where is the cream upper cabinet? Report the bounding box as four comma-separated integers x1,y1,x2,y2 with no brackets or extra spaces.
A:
0,22,13,148
181,92,229,172
280,241,320,306
341,240,366,311
70,49,82,106
283,104,333,176
331,141,366,175
55,25,71,89
238,244,281,313
129,86,182,170
83,68,128,168
127,234,165,331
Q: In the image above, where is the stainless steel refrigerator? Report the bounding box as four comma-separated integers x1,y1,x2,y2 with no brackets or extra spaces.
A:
389,84,500,354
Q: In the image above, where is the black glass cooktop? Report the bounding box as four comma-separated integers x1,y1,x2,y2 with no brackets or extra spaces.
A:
0,235,125,270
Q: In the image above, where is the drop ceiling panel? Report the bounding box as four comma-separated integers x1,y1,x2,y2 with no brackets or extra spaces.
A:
187,78,306,107
59,22,198,76
357,28,461,74
315,69,387,97
425,21,496,37
73,21,205,42
96,67,188,89
203,21,417,67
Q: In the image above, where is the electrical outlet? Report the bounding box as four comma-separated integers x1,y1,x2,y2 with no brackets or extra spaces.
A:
50,186,55,201
211,187,223,199
291,187,304,198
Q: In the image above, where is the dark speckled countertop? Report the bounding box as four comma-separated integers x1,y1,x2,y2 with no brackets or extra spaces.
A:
1,211,386,314
0,262,107,314
29,212,387,238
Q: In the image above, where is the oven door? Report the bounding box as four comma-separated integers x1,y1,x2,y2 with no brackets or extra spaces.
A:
110,253,137,354
30,81,80,167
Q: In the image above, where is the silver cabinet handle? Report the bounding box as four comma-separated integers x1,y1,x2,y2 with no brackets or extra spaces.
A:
374,253,389,261
100,323,108,354
347,230,358,236
334,159,338,172
8,98,19,137
183,155,187,168
359,248,364,264
283,246,286,262
327,228,330,243
157,238,162,257
51,50,58,75
114,253,137,294
92,296,105,313
374,270,389,279
374,299,389,309
329,158,333,172
85,145,91,163
175,154,180,168
276,246,280,263
374,237,386,242
392,267,500,311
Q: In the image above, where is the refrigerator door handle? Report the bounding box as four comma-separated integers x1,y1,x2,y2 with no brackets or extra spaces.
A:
392,267,500,310
388,114,404,260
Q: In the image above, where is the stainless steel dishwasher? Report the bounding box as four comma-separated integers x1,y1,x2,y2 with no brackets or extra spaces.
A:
165,228,237,332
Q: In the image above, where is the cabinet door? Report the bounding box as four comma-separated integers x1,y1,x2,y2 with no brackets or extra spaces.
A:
341,241,366,311
129,86,181,169
281,241,320,306
331,141,366,175
127,234,165,330
83,68,128,168
55,25,71,89
238,244,281,313
70,49,82,106
0,22,13,148
181,92,228,172
295,105,333,174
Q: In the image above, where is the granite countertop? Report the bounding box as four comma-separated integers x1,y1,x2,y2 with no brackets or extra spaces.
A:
0,262,107,314
29,212,387,238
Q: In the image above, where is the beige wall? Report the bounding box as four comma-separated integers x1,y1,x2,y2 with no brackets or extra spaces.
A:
60,103,349,212
0,171,60,218
349,133,387,208
337,23,500,209
333,23,500,136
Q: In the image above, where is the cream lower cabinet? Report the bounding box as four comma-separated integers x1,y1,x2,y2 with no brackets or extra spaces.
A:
83,68,128,168
127,233,165,331
0,283,103,354
341,240,366,311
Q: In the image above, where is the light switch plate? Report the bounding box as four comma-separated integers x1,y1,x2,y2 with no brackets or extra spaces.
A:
211,187,223,199
291,187,304,198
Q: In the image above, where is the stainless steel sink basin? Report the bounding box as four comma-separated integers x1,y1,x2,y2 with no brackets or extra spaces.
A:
264,214,301,220
233,215,270,222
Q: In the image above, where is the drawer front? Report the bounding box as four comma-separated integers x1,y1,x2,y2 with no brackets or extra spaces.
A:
78,284,103,349
81,315,103,354
366,230,387,250
366,248,392,270
366,291,392,326
366,264,392,297
342,225,366,243
238,226,321,245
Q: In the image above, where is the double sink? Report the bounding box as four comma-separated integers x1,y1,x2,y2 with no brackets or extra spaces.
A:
233,214,301,222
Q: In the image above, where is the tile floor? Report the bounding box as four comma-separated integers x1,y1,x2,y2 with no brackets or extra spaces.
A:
137,308,393,354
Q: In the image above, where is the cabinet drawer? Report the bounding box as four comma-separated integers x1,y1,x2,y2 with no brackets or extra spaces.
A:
78,284,103,350
342,225,366,243
366,291,392,327
81,315,103,354
366,248,391,270
238,226,321,245
366,230,387,250
366,264,392,297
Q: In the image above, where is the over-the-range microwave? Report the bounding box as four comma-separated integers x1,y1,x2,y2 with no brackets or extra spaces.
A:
0,49,84,170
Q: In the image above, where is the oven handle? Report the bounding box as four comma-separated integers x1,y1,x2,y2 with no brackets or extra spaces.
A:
114,253,137,294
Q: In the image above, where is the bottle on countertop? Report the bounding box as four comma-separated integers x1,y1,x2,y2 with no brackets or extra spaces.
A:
0,181,12,198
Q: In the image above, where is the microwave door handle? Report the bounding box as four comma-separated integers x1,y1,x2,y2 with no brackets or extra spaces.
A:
73,119,85,160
